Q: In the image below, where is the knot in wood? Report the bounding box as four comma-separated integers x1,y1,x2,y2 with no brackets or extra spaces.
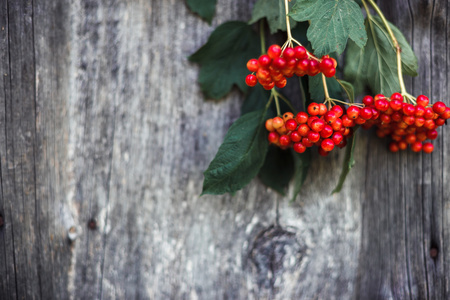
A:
88,219,97,230
249,225,304,290
430,247,438,259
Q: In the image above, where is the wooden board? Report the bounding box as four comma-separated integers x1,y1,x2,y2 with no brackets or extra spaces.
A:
0,0,448,299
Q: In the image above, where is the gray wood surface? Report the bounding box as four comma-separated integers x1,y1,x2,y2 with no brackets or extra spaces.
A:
0,0,448,299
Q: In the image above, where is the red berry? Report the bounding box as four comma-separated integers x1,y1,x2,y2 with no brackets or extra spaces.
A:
331,118,343,131
426,129,438,140
416,95,429,107
258,54,271,68
398,140,408,150
283,112,294,122
331,105,344,117
332,132,344,145
433,101,446,114
263,82,275,90
390,99,403,111
285,58,297,69
307,116,319,127
297,59,309,72
424,107,435,119
293,142,306,153
405,133,417,144
424,119,436,130
342,115,355,127
298,124,310,137
311,119,326,132
275,78,287,88
414,117,425,127
318,103,328,116
307,103,321,116
355,116,366,125
435,117,445,126
320,125,333,138
371,108,380,120
285,119,298,131
307,131,320,143
256,68,270,81
276,124,288,135
247,59,259,72
245,74,257,87
322,68,336,78
267,44,282,59
279,134,291,146
319,58,334,71
337,138,347,148
360,107,373,120
324,111,337,125
363,96,374,106
423,142,434,153
416,131,427,142
380,113,391,124
411,141,423,152
441,107,450,119
414,105,425,117
308,60,320,76
268,132,279,143
294,46,308,59
321,139,335,152
289,131,302,143
302,137,313,147
390,92,403,101
402,103,415,116
389,142,399,152
272,116,284,129
347,106,360,119
374,94,386,102
375,99,389,112
272,57,287,69
282,47,295,60
295,112,308,124
402,115,415,126
265,119,275,132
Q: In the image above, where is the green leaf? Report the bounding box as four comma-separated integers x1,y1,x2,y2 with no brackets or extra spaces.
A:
332,133,357,194
344,16,418,96
291,148,311,201
241,85,271,115
201,109,269,195
308,75,341,101
337,79,355,102
249,0,297,34
258,146,295,195
186,0,217,24
290,0,367,56
189,21,260,99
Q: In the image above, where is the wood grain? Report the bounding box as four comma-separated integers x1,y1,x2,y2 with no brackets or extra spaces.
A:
0,0,448,299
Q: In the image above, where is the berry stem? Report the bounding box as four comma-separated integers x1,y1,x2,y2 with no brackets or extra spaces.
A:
284,0,293,47
259,20,266,54
272,90,281,116
281,0,320,61
275,91,296,113
322,74,330,100
363,0,408,99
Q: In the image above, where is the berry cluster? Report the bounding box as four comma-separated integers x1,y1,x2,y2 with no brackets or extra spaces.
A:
245,44,337,90
265,103,358,156
357,93,450,153
265,94,449,155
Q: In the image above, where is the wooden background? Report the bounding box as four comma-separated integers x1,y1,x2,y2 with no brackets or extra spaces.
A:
0,0,448,299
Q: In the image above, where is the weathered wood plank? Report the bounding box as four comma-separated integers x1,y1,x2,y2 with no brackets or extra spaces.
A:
0,0,449,299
